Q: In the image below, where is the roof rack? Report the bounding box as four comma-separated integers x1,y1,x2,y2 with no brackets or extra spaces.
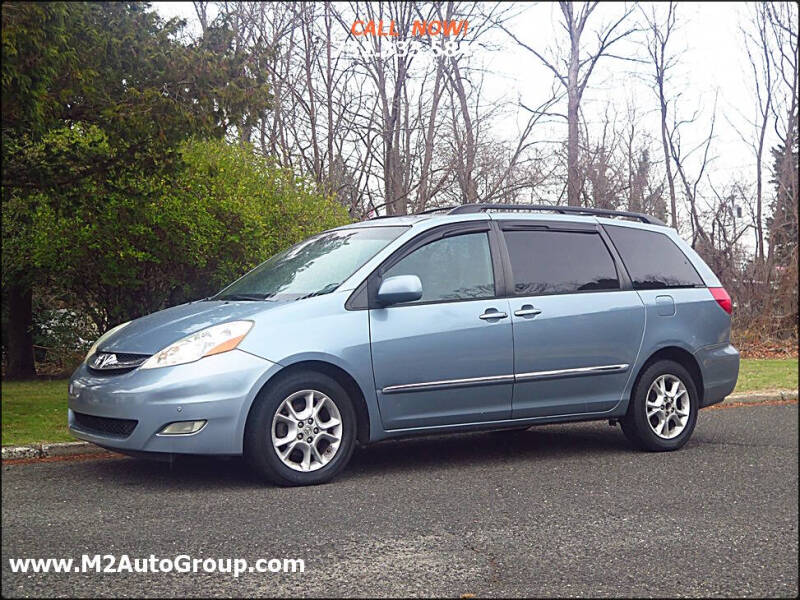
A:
368,205,456,219
447,203,666,226
417,206,455,215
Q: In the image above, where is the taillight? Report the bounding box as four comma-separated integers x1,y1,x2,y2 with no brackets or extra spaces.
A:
709,287,732,315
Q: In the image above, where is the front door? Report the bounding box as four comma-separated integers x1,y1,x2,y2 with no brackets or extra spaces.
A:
369,227,514,430
499,224,645,418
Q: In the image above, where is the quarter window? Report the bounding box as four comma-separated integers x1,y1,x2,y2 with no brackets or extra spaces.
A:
604,225,704,290
503,229,620,296
382,232,495,303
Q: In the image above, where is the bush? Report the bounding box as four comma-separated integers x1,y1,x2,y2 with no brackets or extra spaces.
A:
25,137,351,333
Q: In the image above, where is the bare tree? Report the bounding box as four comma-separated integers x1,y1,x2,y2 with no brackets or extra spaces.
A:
499,2,637,206
766,0,798,235
620,103,666,218
765,1,799,338
580,105,625,209
735,2,775,260
191,2,560,218
641,1,679,228
668,93,718,247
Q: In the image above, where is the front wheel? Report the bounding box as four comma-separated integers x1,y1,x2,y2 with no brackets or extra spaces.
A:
621,360,698,452
244,370,356,486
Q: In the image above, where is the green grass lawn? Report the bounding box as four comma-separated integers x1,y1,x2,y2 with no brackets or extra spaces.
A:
2,379,73,446
2,358,798,446
733,358,798,394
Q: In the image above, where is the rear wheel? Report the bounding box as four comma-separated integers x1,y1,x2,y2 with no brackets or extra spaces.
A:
244,370,356,486
621,360,698,452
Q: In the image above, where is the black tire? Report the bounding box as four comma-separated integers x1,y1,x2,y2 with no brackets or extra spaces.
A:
621,359,699,452
244,370,356,486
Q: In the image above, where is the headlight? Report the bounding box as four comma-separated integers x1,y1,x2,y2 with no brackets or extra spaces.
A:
140,321,253,370
85,321,131,361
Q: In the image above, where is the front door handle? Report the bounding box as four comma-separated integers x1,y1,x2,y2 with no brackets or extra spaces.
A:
514,305,542,317
479,309,508,320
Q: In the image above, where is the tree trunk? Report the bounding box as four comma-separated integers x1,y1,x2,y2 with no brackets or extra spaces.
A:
658,85,678,228
416,64,444,211
450,60,478,204
566,36,581,207
755,123,765,260
5,282,36,379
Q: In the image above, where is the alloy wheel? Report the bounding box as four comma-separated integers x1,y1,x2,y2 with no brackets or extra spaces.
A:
645,374,691,440
271,389,343,472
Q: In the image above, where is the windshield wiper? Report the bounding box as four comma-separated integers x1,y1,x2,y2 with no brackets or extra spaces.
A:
296,283,340,300
216,293,272,302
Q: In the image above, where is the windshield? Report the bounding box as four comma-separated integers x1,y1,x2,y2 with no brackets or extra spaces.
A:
214,226,407,301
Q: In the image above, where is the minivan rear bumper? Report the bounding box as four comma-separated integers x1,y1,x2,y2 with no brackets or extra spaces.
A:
695,343,740,407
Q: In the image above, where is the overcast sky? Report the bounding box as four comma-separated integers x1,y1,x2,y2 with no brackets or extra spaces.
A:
152,1,775,225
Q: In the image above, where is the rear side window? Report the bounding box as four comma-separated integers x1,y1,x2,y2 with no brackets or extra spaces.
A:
604,225,704,290
382,232,495,303
502,229,620,296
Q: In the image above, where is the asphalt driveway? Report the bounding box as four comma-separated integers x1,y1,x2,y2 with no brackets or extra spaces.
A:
2,404,797,598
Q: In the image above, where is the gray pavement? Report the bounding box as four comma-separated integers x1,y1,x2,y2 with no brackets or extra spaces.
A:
2,404,798,598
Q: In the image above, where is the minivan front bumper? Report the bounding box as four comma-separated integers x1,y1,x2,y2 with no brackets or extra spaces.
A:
695,343,740,407
68,349,277,455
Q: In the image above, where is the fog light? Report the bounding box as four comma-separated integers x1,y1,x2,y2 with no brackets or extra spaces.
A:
158,420,207,435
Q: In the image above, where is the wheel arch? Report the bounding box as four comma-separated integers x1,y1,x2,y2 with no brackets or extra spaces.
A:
632,346,704,406
245,360,372,445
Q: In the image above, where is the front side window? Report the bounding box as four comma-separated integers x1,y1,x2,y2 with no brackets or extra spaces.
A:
215,226,406,301
503,229,620,296
604,225,704,290
382,232,495,303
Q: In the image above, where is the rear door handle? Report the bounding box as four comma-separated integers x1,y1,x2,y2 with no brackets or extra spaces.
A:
479,309,508,320
514,305,542,317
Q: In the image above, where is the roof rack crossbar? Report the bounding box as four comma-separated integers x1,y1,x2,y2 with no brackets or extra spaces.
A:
447,203,665,225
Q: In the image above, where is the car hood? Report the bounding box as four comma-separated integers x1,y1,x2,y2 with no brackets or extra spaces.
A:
99,300,288,355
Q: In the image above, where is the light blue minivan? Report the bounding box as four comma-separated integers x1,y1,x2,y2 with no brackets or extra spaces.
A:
68,204,739,485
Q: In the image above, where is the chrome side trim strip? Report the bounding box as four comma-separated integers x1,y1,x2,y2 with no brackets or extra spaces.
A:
381,364,629,394
382,374,515,394
515,363,629,382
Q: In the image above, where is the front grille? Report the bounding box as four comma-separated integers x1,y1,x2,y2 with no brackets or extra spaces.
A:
73,412,138,438
109,352,149,363
87,352,150,373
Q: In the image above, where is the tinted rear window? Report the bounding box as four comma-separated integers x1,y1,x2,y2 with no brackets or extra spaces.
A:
503,229,620,295
604,225,704,290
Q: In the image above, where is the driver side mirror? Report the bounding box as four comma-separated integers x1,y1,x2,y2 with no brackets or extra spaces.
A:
376,275,423,306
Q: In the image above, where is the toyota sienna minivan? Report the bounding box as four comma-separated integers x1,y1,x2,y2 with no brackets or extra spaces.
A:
68,203,740,486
